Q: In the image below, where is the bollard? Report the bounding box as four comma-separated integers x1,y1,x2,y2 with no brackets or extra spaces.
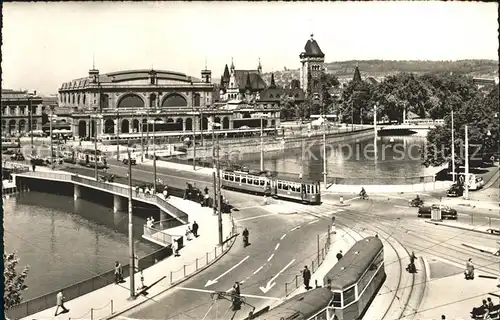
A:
285,283,288,296
196,258,198,270
206,252,209,265
170,271,173,285
340,196,343,204
295,274,298,288
111,300,114,314
91,308,94,320
184,265,186,277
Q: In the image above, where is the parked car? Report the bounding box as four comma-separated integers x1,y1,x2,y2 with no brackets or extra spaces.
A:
10,153,25,161
122,157,136,165
469,177,485,191
418,204,457,220
30,158,45,166
447,184,464,197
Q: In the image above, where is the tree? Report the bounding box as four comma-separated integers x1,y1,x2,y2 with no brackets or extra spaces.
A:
4,253,30,309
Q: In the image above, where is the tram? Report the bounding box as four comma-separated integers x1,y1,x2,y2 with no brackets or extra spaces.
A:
323,236,385,320
252,287,335,320
1,137,20,150
220,170,321,204
75,148,107,169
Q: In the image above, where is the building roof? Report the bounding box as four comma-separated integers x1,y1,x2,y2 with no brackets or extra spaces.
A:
233,70,267,91
300,34,325,58
323,237,383,290
353,65,362,82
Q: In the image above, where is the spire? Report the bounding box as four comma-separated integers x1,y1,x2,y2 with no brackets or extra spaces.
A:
230,57,235,72
92,53,95,70
257,58,262,74
245,73,252,90
353,64,362,82
223,64,230,80
269,73,276,88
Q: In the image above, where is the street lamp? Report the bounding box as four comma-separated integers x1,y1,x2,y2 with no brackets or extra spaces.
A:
136,110,146,162
115,109,120,161
148,116,164,194
322,122,328,188
210,120,222,218
90,114,103,180
260,116,269,172
451,110,456,182
27,92,35,156
464,125,469,200
126,142,135,298
209,119,223,246
49,112,58,169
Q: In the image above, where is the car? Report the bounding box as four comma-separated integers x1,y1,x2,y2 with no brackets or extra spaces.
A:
418,204,457,220
3,149,15,155
470,177,485,191
122,158,136,165
10,153,25,161
447,184,464,197
30,158,45,166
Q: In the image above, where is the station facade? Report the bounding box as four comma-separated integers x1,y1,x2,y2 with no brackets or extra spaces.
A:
1,89,47,136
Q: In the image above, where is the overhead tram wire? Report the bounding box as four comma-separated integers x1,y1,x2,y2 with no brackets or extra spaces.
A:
3,229,201,319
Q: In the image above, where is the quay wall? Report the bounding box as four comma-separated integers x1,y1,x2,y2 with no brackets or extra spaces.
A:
185,128,375,159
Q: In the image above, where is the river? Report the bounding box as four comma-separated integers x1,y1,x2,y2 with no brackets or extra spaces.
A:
3,191,159,300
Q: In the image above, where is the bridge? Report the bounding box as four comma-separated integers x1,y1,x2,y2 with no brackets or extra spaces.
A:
378,120,443,134
12,170,189,225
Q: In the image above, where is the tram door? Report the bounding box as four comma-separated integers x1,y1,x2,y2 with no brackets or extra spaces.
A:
85,154,89,165
301,183,306,201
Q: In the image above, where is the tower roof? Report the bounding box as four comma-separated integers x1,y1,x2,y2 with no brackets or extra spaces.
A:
223,64,230,80
353,65,362,82
269,73,276,88
300,34,325,58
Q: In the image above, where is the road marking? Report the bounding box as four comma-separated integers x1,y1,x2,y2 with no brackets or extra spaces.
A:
236,205,261,210
458,213,470,217
345,196,359,202
280,233,287,240
253,266,264,275
395,205,409,209
235,213,277,222
275,243,280,250
177,287,281,300
291,226,301,231
308,219,319,225
205,256,249,287
259,259,296,293
267,253,275,262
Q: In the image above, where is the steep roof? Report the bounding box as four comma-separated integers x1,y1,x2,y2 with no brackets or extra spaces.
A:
300,34,325,58
353,65,362,82
233,70,267,91
223,64,230,80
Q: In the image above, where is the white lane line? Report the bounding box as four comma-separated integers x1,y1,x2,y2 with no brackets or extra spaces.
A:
178,287,281,300
336,209,345,212
291,226,301,231
308,219,319,225
280,233,287,240
345,196,360,202
395,205,409,209
458,213,470,216
267,253,275,262
275,243,280,250
235,213,277,222
236,205,261,210
253,266,264,275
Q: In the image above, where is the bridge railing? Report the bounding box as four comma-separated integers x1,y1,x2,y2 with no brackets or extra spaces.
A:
16,171,73,182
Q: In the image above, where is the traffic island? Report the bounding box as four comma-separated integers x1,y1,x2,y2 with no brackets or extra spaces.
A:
424,220,500,236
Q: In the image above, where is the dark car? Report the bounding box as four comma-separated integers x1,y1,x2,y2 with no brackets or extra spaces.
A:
30,158,45,166
418,204,457,220
447,184,464,197
122,157,136,165
10,153,25,161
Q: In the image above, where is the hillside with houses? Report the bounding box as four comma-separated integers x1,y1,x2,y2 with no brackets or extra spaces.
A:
258,59,498,88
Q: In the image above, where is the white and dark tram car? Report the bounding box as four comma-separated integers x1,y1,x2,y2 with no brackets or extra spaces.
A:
220,170,321,205
75,148,107,169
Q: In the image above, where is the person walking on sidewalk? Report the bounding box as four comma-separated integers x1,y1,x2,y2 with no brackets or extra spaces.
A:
302,266,311,290
54,291,69,316
192,221,199,238
186,227,193,241
114,261,123,284
336,250,343,261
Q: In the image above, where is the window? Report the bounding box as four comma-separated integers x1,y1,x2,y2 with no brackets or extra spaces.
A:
241,178,246,183
253,180,259,186
247,178,253,184
235,176,240,183
357,250,384,296
259,180,265,186
224,174,228,180
229,175,234,182
277,182,282,189
283,184,288,191
307,185,310,194
332,292,342,308
343,286,356,306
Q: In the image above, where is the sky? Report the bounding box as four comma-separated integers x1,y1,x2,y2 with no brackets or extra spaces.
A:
2,1,498,95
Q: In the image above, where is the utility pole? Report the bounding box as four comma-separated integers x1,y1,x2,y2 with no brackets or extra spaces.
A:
216,130,223,246
212,122,217,215
193,112,197,170
464,125,469,200
322,126,327,188
116,109,120,161
260,117,264,172
49,111,54,169
301,124,304,177
94,117,98,180
153,119,157,194
451,110,455,182
127,146,135,298
28,93,35,156
373,104,378,160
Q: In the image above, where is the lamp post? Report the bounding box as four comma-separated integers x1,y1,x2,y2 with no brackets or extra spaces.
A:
135,110,146,162
49,112,58,169
373,104,378,160
464,125,469,200
148,115,163,194
215,122,223,246
90,114,103,180
126,143,135,298
116,109,120,161
322,123,327,188
260,116,267,172
211,120,222,218
27,92,35,156
451,110,456,182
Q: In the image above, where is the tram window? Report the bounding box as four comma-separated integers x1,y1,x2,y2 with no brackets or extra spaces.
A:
307,185,310,193
260,180,265,186
283,184,288,191
357,250,384,296
235,176,240,182
248,178,253,184
266,181,270,186
277,182,282,189
229,175,234,182
252,180,258,185
297,185,301,193
332,292,342,308
343,286,356,306
241,178,246,183
224,174,228,180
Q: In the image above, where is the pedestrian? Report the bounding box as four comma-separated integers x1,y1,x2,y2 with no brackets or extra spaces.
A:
487,297,494,311
336,250,343,261
114,261,123,284
32,163,36,172
135,186,139,197
192,221,199,238
441,316,446,320
302,266,311,290
54,291,69,316
163,185,169,199
172,239,178,257
186,227,193,241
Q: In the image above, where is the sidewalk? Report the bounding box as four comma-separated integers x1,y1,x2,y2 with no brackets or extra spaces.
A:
17,191,236,320
321,181,453,194
441,197,500,211
135,158,214,176
424,219,500,236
